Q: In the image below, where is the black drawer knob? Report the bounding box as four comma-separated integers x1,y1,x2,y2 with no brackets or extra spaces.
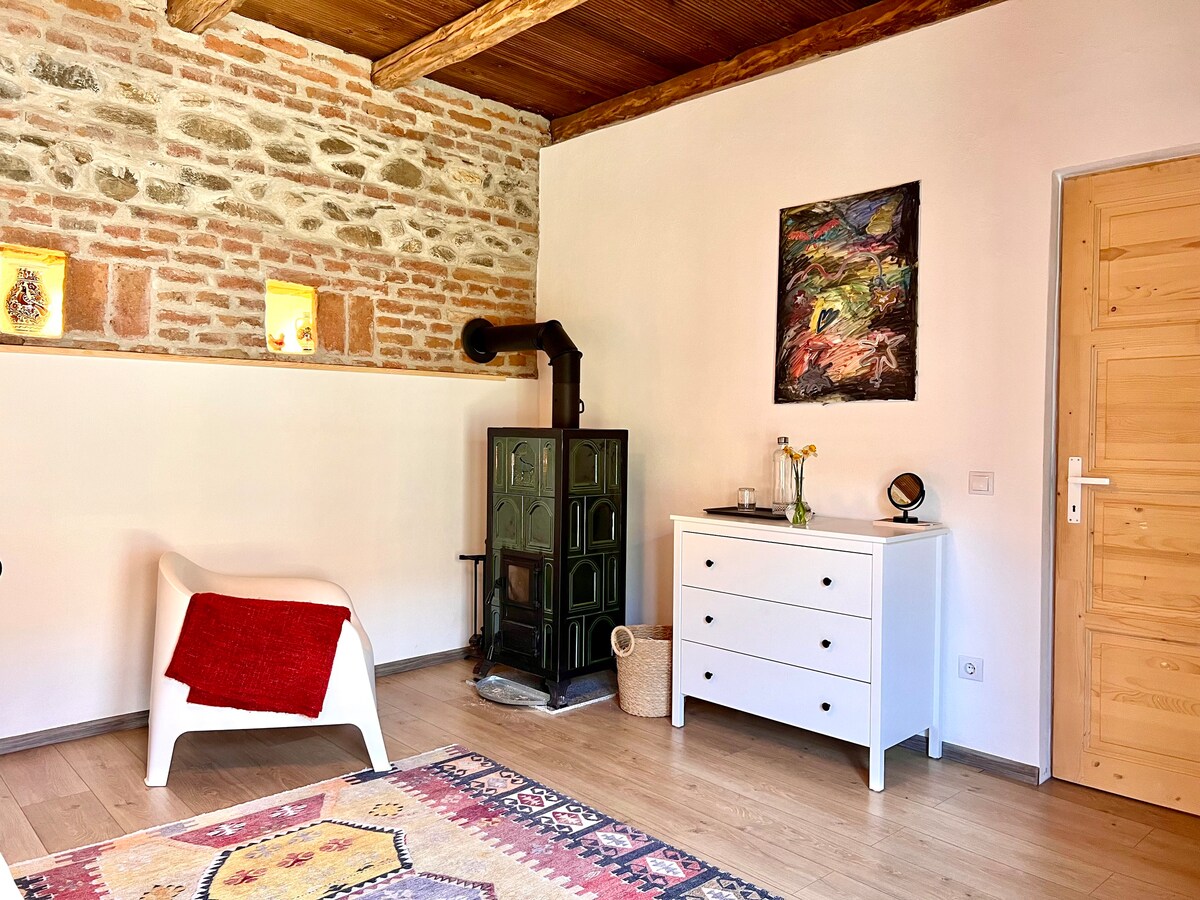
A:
705,559,715,568
821,702,831,712
704,671,713,680
820,639,832,649
821,577,833,587
704,615,714,624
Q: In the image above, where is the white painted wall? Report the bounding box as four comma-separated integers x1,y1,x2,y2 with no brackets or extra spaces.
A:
537,0,1200,770
0,352,536,739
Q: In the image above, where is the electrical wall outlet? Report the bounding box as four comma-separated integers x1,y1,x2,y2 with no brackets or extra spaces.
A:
959,655,984,682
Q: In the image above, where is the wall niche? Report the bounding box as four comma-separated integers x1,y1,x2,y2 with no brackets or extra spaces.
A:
1,244,67,340
265,280,317,356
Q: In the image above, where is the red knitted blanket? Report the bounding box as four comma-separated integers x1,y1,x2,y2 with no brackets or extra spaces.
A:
165,592,352,718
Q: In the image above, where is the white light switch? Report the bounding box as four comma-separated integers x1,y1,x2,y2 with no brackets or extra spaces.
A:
968,471,994,495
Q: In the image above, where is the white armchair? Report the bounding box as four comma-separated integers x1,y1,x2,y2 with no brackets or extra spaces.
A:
146,553,390,787
0,851,20,900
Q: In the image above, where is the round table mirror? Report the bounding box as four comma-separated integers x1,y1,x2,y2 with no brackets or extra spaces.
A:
888,472,925,523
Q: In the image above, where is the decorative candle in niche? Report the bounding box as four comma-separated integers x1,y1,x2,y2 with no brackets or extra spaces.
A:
0,244,67,339
264,279,317,355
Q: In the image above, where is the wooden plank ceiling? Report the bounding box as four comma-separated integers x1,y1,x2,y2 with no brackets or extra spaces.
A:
214,0,1003,139
237,0,879,115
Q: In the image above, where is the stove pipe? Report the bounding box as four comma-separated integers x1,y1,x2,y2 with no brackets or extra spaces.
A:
462,318,582,429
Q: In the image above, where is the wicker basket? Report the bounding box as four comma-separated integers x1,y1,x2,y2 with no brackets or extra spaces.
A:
610,624,673,717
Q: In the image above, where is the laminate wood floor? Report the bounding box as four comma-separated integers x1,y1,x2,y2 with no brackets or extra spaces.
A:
3,659,1199,899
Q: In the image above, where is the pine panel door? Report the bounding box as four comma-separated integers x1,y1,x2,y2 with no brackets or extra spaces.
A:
1053,155,1200,814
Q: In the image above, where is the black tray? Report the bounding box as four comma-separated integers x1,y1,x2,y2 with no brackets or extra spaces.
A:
704,505,786,520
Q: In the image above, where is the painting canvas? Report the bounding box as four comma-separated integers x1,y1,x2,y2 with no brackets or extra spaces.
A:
775,182,919,403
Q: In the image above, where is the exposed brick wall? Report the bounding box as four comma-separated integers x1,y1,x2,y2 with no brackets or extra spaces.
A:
0,0,545,375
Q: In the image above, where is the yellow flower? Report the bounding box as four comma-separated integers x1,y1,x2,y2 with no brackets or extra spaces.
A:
784,444,817,461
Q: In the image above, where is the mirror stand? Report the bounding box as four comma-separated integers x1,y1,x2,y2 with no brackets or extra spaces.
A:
887,472,926,525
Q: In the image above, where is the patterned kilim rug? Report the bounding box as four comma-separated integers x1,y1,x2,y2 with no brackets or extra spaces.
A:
11,744,780,899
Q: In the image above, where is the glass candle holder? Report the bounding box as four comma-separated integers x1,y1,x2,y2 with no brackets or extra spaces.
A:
737,487,756,510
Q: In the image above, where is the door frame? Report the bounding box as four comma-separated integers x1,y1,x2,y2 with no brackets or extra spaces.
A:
1039,141,1200,782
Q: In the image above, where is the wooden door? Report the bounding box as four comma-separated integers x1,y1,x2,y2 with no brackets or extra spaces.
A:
1054,155,1200,814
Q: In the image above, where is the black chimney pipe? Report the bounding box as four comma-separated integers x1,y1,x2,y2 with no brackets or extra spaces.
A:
462,318,582,429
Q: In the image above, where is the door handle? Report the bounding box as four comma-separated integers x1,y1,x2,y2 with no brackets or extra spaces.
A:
1066,456,1110,525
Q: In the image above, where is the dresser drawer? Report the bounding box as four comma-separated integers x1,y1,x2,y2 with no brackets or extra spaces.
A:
681,532,872,618
680,587,871,682
681,641,869,746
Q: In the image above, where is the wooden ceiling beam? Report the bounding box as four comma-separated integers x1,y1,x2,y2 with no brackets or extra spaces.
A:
551,0,1006,142
373,0,590,91
167,0,249,34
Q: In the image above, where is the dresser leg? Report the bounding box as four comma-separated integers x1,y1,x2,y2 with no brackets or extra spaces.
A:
869,747,884,792
927,725,943,759
671,695,685,728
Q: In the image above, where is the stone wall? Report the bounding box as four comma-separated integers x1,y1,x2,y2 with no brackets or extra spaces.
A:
0,0,546,375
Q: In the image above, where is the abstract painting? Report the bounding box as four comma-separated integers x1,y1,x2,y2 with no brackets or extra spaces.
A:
775,182,919,403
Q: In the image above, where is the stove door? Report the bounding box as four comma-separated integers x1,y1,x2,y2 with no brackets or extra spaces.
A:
495,551,543,662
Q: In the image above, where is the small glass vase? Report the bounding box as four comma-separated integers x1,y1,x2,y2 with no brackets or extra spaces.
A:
784,498,812,527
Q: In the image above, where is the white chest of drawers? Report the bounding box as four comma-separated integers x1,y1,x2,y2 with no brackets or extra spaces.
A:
671,514,947,791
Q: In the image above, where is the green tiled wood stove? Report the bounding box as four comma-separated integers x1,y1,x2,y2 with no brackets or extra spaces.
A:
463,319,628,708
